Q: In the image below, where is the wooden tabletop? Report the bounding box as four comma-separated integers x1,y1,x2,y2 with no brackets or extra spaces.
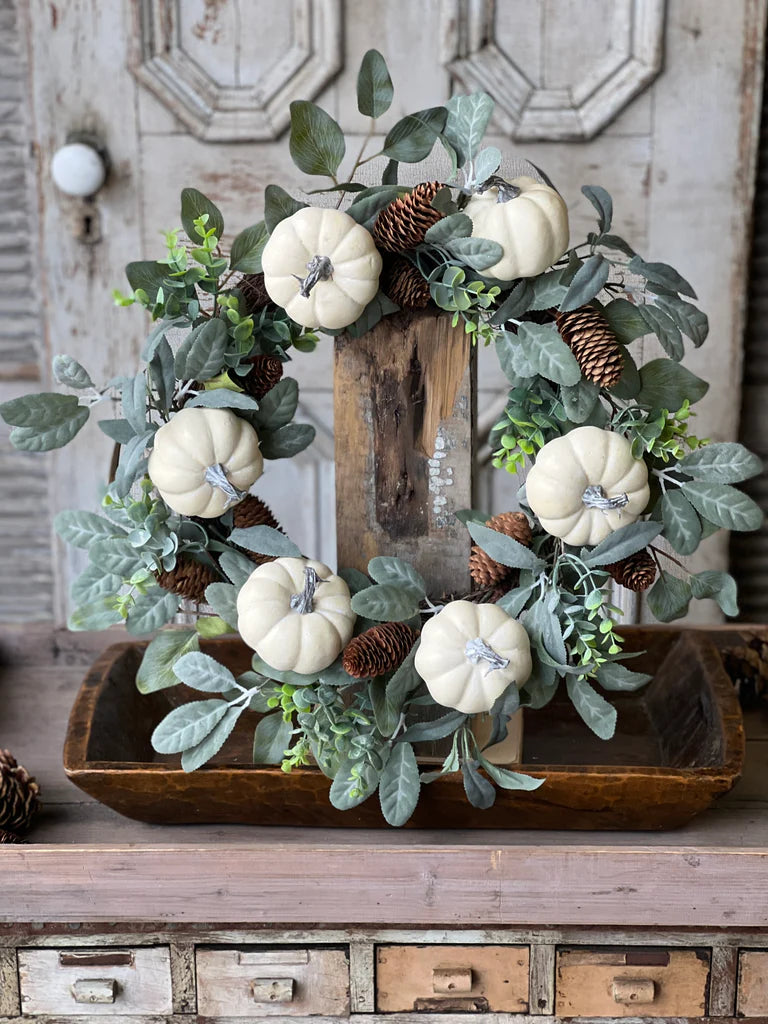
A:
1,625,767,927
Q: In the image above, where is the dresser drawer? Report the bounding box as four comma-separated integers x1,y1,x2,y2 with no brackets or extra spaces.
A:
375,945,529,1013
737,951,768,1016
196,947,350,1017
555,948,710,1017
17,948,172,1016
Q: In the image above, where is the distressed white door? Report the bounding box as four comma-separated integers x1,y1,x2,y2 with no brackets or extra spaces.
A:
6,0,766,622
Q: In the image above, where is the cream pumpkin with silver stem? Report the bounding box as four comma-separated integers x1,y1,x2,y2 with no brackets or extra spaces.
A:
415,600,532,714
147,407,263,518
237,557,356,675
525,425,650,546
464,176,569,280
262,207,382,330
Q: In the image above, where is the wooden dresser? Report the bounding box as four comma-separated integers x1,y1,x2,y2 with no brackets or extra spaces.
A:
2,626,767,1023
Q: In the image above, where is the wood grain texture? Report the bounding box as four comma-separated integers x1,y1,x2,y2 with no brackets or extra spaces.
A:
168,943,195,1015
528,943,555,1016
708,945,738,1018
334,311,476,597
0,947,20,1018
736,950,768,1017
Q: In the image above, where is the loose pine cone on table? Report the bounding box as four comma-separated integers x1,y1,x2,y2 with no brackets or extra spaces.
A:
469,511,533,590
606,549,657,592
238,272,272,315
157,556,218,603
235,354,284,401
0,750,40,838
373,181,444,252
380,255,431,310
555,305,624,389
342,622,419,679
721,634,768,708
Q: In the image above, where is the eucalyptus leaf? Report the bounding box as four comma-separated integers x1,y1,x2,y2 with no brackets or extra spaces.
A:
152,698,228,754
329,758,379,810
125,261,174,303
584,521,664,566
136,628,200,694
173,650,237,693
174,319,229,381
690,570,739,616
681,481,763,531
582,185,613,233
180,187,224,241
251,377,298,431
229,525,301,557
595,661,652,692
637,358,708,409
560,254,610,312
467,521,545,571
381,106,447,162
289,100,345,177
229,221,268,273
516,322,582,386
182,705,242,771
647,570,692,622
259,423,315,459
53,354,93,390
601,297,648,344
566,678,617,739
679,442,762,484
367,556,426,597
661,489,702,556
264,185,308,233
356,49,393,118
351,584,420,623
126,587,181,636
346,186,403,229
379,741,420,826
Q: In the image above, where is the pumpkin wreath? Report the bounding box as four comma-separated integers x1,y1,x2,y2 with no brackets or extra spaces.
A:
1,51,762,825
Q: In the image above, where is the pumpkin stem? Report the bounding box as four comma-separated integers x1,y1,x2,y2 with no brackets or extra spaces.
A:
204,462,248,510
465,637,510,676
297,255,334,298
475,175,521,203
290,566,322,614
582,484,629,512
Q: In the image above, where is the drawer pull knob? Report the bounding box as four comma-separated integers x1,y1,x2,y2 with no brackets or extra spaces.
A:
612,978,656,1005
71,979,118,1004
251,978,295,1003
432,966,473,994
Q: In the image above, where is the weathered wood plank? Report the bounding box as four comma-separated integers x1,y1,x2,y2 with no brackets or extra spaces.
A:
334,311,476,596
709,945,738,1018
168,942,196,1016
528,942,555,1016
0,947,19,1018
348,942,375,1014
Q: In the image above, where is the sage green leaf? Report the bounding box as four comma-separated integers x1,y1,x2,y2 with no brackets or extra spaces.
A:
582,185,613,233
136,628,200,694
462,760,496,809
443,92,494,167
71,564,122,606
1,392,84,428
182,705,242,772
491,280,534,325
655,296,709,347
173,650,237,693
368,556,426,597
229,525,301,557
98,418,136,444
455,508,491,526
636,358,708,408
149,337,175,414
252,712,294,764
400,711,467,743
384,646,421,727
424,213,473,245
126,587,181,636
661,489,702,556
595,233,636,257
357,49,393,118
561,379,599,423
195,616,234,639
53,354,93,390
566,678,617,739
289,100,345,177
516,322,582,385
690,570,739,616
637,303,684,360
522,657,558,709
173,319,229,381
528,270,568,310
180,187,224,241
495,332,535,381
185,390,260,411
204,582,238,628
681,481,763,531
55,509,122,548
122,372,148,435
259,423,315,459
346,186,404,229
560,254,610,312
251,377,298,431
351,584,420,622
584,521,663,566
125,261,174,302
679,442,762,484
264,184,307,233
601,297,648,344
338,567,371,595
467,521,545,571
647,570,692,622
229,221,268,273
628,255,696,299
219,548,256,588
379,742,420,827
89,538,144,577
446,236,503,271
329,757,379,810
595,661,652,692
472,145,501,183
5,401,88,452
112,430,153,498
481,761,544,791
496,583,535,618
152,699,229,754
67,597,123,632
381,106,447,162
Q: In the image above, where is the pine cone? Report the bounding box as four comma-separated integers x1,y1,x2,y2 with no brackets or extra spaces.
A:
373,181,443,252
232,494,279,531
342,622,419,679
606,549,657,592
380,255,431,309
555,305,624,389
469,511,533,589
157,557,218,603
722,636,768,708
238,272,271,315
235,354,284,400
0,829,22,843
0,750,40,836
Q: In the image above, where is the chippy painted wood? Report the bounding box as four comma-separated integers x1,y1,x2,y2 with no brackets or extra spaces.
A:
334,311,476,596
708,946,739,1018
0,1017,750,1024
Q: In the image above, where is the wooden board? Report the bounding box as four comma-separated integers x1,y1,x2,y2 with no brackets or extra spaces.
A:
334,310,476,598
736,951,768,1017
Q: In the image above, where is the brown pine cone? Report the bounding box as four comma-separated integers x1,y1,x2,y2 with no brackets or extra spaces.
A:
232,494,279,531
0,829,22,843
373,181,444,252
380,255,431,310
342,622,419,679
722,635,768,708
469,511,533,589
606,549,657,592
0,750,40,836
157,557,218,603
235,354,284,401
555,305,624,389
238,272,272,315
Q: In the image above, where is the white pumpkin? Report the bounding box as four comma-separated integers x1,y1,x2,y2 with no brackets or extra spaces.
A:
464,176,569,280
237,557,356,675
525,426,650,546
415,600,532,714
148,407,263,518
261,207,383,330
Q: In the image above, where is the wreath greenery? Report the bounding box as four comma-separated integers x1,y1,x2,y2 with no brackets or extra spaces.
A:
1,51,762,825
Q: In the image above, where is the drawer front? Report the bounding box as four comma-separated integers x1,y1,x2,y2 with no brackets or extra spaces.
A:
555,948,710,1018
196,947,350,1017
738,951,768,1016
17,948,172,1016
375,945,529,1013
